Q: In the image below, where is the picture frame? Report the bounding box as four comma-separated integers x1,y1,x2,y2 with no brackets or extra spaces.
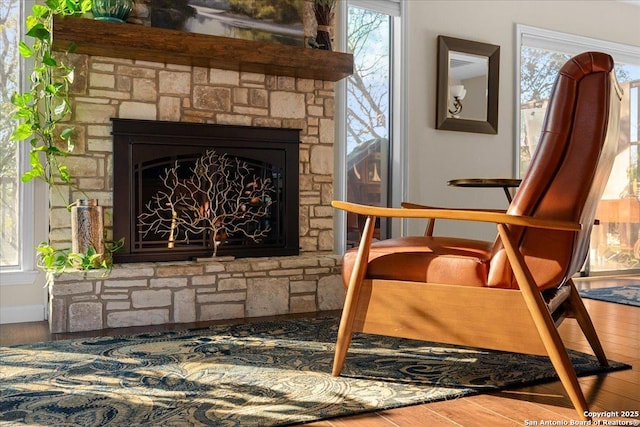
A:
149,0,305,47
436,35,500,134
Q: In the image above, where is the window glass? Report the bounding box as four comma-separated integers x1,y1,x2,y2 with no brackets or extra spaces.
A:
0,0,22,268
345,5,391,247
518,27,640,273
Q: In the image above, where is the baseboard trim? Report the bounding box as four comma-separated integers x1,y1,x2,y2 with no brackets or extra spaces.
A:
0,305,45,324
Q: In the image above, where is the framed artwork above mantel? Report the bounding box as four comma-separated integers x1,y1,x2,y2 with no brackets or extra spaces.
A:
146,0,306,47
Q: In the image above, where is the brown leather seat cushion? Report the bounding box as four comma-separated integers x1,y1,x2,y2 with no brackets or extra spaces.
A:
342,236,494,288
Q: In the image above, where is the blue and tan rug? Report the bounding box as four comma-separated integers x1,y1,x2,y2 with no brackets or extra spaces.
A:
579,285,640,307
0,316,629,426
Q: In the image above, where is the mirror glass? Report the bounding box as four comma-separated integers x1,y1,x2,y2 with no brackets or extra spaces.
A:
448,51,488,121
436,36,500,134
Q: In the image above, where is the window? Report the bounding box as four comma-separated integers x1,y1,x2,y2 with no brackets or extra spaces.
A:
517,25,640,273
335,0,404,251
1,0,41,280
1,0,23,269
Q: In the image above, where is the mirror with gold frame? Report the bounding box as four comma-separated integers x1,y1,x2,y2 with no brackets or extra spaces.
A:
436,35,500,134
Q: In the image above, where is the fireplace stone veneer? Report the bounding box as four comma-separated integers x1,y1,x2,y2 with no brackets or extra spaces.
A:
46,51,344,333
49,255,343,333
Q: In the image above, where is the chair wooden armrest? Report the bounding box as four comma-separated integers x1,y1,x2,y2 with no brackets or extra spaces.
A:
401,201,507,236
333,200,581,232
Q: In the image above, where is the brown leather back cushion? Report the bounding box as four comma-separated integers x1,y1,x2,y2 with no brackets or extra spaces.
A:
488,52,619,290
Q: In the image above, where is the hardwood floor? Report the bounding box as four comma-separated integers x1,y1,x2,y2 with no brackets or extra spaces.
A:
1,275,638,426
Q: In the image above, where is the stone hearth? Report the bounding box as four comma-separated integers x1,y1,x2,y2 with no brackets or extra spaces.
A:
47,40,346,333
50,255,342,333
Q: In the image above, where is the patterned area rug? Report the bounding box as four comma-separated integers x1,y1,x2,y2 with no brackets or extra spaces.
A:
579,285,640,307
0,317,629,427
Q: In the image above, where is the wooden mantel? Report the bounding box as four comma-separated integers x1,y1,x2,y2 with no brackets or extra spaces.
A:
53,16,353,82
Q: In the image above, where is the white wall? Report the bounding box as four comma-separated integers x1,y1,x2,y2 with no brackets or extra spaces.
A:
404,0,640,240
0,181,49,324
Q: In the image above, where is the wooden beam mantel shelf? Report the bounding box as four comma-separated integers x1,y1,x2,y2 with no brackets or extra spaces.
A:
53,17,353,82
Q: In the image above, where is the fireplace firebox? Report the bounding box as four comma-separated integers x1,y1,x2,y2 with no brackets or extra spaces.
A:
112,119,300,263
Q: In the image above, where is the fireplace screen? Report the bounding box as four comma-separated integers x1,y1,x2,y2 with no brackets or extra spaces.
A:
112,119,300,263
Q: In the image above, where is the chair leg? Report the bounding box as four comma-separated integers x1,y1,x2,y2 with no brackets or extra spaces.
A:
332,215,377,376
537,321,591,420
332,311,355,376
566,279,609,366
497,225,590,420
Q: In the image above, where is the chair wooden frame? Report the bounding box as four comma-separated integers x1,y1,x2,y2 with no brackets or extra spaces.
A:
331,200,608,421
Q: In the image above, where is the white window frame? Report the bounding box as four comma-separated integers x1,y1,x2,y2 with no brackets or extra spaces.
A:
334,0,407,254
1,0,48,286
515,24,640,276
514,24,640,176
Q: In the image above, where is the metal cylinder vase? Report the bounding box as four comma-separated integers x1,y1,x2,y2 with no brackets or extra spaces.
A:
71,199,104,259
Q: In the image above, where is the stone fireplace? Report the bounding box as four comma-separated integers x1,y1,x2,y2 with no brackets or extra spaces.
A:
47,17,353,333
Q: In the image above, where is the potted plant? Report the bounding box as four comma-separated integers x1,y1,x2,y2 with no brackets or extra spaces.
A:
91,0,134,23
36,238,124,287
10,0,122,282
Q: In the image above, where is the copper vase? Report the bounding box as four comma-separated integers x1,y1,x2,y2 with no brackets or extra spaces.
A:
71,199,104,259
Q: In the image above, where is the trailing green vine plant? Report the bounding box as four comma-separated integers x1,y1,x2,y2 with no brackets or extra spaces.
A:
10,0,92,200
36,237,125,288
10,1,126,280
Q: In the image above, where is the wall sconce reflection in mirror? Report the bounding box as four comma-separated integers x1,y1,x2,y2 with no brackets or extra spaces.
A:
436,35,500,134
448,84,466,116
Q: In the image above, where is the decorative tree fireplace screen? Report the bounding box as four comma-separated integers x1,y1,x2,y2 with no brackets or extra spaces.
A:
112,119,300,263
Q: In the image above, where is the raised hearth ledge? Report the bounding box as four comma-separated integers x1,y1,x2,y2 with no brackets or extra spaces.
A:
48,254,345,333
52,16,353,82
